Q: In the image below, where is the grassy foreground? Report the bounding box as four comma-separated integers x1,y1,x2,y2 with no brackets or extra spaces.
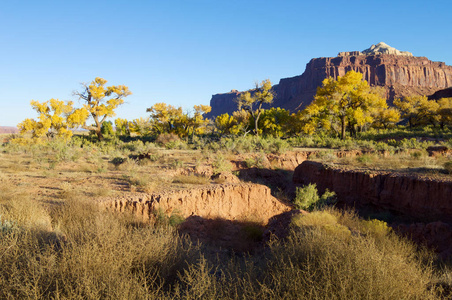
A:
0,136,451,299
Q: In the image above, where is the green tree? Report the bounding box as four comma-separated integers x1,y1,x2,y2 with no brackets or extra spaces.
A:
74,77,131,140
236,79,274,136
304,71,387,139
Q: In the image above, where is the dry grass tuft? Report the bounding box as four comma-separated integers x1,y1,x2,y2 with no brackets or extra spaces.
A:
172,175,210,185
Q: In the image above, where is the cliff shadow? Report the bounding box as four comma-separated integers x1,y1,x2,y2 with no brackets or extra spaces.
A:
178,215,266,254
177,210,304,255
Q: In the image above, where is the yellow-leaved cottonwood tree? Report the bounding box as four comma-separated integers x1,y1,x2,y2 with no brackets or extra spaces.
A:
17,77,131,143
236,79,274,136
146,103,211,138
304,71,387,139
394,95,440,128
17,99,89,143
372,107,401,129
74,77,132,140
437,97,452,129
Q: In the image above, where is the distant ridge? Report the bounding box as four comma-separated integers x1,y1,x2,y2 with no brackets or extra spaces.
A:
0,126,18,134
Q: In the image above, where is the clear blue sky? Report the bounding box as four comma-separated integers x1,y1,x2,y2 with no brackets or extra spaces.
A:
1,0,451,126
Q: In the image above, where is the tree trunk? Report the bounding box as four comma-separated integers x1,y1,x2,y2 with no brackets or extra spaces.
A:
254,117,259,136
341,116,346,140
96,124,104,140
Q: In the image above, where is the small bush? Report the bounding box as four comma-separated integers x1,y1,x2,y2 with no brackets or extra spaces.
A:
362,219,392,238
111,157,126,168
410,150,424,160
357,153,374,164
294,184,319,210
293,184,336,211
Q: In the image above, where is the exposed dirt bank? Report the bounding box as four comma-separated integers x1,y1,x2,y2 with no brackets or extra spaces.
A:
293,161,452,221
293,160,452,258
99,183,291,225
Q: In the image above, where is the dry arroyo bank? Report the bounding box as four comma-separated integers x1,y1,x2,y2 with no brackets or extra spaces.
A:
99,183,291,224
293,160,452,258
293,160,452,221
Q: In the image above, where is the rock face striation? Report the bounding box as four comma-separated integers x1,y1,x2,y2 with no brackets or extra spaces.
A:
207,42,452,118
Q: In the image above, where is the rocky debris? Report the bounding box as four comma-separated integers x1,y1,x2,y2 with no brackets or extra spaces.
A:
206,43,452,118
100,183,291,224
293,161,452,222
397,221,452,260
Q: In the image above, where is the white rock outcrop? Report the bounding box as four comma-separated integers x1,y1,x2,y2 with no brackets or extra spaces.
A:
362,42,413,56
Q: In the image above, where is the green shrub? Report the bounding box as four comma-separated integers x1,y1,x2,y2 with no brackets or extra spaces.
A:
293,184,336,211
357,153,374,164
101,121,114,136
111,157,126,168
294,184,319,210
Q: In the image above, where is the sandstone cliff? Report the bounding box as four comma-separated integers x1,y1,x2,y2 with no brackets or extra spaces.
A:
293,161,452,221
207,43,452,118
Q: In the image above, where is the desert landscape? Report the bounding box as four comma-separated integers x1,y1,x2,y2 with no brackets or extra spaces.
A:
2,128,452,298
2,1,452,298
2,42,452,297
